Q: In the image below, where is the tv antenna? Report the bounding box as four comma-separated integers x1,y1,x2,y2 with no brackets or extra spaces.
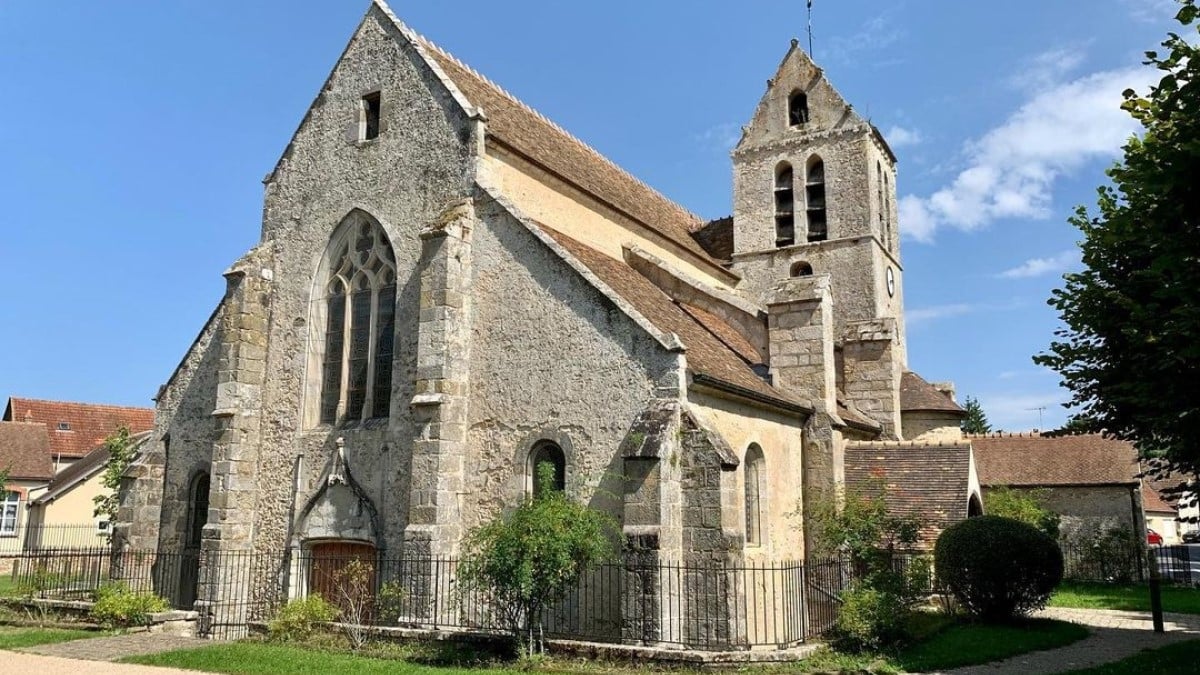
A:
1027,406,1047,430
806,1,814,56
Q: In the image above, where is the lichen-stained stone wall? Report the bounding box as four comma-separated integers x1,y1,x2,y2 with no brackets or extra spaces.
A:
247,4,474,557
461,195,680,534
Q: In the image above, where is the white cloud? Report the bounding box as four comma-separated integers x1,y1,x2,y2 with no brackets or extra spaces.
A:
826,14,904,65
901,64,1156,243
695,122,742,153
884,125,922,148
1007,47,1087,91
1122,0,1180,23
997,249,1080,279
906,303,976,326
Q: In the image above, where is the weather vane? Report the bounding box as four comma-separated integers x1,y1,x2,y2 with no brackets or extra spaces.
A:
807,0,814,56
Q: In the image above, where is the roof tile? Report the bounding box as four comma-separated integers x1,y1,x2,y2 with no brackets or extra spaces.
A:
3,398,154,460
0,422,54,480
970,433,1139,487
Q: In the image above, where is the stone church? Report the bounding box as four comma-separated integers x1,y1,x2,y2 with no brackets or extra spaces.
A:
117,0,981,643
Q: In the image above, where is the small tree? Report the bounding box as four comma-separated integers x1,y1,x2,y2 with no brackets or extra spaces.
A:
93,426,137,527
459,463,617,657
331,558,376,650
985,486,1061,539
960,397,992,435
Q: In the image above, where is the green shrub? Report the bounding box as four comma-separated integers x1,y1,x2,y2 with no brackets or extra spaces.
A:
935,516,1064,622
984,487,1061,539
1067,526,1143,583
268,595,338,642
832,586,909,652
90,583,169,627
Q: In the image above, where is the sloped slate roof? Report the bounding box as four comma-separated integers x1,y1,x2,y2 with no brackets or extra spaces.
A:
970,433,1139,487
845,441,973,546
538,225,808,413
414,35,725,271
3,398,154,460
899,371,964,414
0,422,54,480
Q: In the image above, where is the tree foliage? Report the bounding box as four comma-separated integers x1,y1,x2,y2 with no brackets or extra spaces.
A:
93,426,137,525
1035,1,1200,472
960,396,993,435
984,486,1061,539
458,462,617,656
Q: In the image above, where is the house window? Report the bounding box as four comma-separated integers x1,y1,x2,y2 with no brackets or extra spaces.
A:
0,492,19,536
805,156,827,242
319,213,397,424
529,442,566,497
788,91,809,126
790,261,813,277
361,92,381,141
56,421,71,431
774,163,795,247
744,445,765,546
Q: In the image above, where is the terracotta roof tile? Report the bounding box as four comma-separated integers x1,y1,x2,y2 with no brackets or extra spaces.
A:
845,442,973,547
417,38,725,271
33,431,152,505
537,225,807,412
900,371,964,414
970,433,1139,487
1141,458,1196,506
1142,483,1176,514
3,398,154,460
0,422,54,480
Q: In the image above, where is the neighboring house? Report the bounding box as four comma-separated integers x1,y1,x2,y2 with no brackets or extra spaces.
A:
1142,483,1179,545
117,0,983,646
1142,459,1199,541
3,397,154,473
0,423,54,565
970,433,1144,541
0,397,154,557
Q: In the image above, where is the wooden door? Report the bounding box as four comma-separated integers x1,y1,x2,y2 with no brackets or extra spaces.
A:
308,541,377,618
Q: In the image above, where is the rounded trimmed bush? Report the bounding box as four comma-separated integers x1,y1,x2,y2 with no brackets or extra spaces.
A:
935,515,1064,622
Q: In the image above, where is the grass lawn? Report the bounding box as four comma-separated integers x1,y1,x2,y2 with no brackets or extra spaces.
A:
125,642,531,675
0,625,100,649
1058,638,1200,674
0,576,16,597
1050,582,1200,614
893,618,1089,672
123,618,1088,675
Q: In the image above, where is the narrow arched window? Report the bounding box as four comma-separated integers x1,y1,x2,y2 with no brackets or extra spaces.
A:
788,91,809,126
529,442,566,497
883,171,892,248
774,164,795,247
744,445,765,546
805,156,827,242
790,261,813,277
877,162,885,235
185,472,210,550
319,213,397,423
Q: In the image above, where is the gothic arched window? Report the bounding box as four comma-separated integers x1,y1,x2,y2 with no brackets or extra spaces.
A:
805,156,827,242
774,163,796,247
790,261,813,277
788,91,809,126
319,213,397,424
744,444,765,546
883,171,892,248
529,442,566,497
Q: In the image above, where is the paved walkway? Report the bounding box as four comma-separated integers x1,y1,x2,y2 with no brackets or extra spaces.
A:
0,651,198,674
20,631,209,662
938,607,1200,674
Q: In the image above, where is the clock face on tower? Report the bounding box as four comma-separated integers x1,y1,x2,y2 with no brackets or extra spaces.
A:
886,267,896,298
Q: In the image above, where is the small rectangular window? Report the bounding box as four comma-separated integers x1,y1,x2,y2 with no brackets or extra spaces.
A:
57,421,71,431
362,92,381,141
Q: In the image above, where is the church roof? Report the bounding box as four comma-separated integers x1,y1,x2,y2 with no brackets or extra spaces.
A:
0,422,54,481
845,441,973,547
536,225,809,414
899,371,965,415
411,31,730,276
969,432,1139,487
3,397,154,460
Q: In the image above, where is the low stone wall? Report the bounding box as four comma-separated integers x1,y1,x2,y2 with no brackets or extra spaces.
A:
0,597,199,636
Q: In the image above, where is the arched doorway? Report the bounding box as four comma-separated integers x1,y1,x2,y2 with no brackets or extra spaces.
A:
307,540,378,618
968,493,984,518
180,472,210,608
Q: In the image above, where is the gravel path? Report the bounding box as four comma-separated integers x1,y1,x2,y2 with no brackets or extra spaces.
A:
20,631,209,662
0,650,199,674
937,607,1200,674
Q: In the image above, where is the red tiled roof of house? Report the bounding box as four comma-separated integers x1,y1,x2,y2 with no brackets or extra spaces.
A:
900,371,964,414
3,397,154,460
969,432,1139,487
0,422,54,480
1142,483,1176,514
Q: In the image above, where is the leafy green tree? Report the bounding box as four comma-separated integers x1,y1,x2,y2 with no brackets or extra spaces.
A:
960,396,993,435
1036,1,1200,472
459,462,617,656
984,486,1061,539
93,426,137,525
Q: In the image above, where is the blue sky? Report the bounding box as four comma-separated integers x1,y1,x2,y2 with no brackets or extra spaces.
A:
0,0,1183,430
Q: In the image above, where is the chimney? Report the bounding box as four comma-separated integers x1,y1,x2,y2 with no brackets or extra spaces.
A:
932,381,957,403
